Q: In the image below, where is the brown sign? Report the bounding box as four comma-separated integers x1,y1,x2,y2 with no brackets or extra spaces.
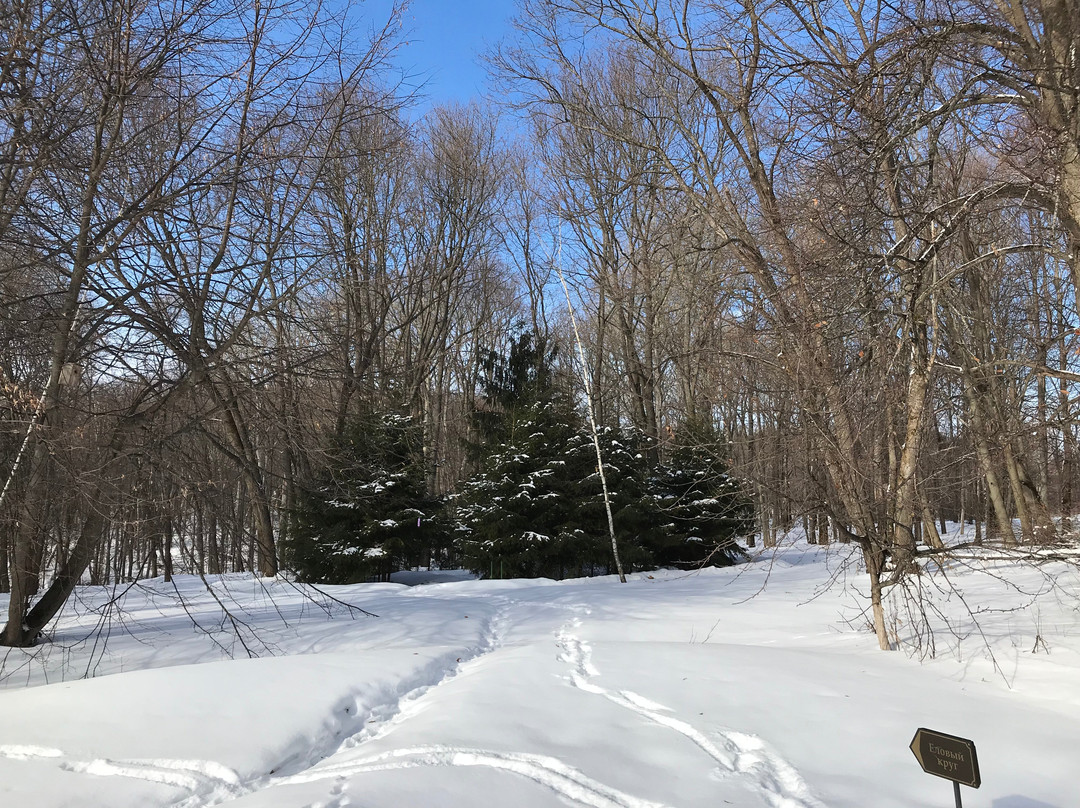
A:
909,728,981,788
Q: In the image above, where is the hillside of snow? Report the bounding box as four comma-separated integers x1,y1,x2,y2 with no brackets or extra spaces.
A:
1,531,1077,808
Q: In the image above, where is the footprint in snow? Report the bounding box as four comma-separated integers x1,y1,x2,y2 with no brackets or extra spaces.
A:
554,619,828,808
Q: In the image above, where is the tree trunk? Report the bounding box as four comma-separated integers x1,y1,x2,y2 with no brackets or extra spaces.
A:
15,503,110,646
892,339,930,570
4,474,49,646
961,374,1015,545
0,534,8,594
163,517,173,583
864,542,890,651
920,498,945,550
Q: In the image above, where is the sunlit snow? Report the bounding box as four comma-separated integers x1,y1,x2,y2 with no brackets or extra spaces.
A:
1,527,1077,807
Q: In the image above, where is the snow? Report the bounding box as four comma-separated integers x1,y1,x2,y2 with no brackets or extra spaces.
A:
1,529,1078,808
326,500,359,509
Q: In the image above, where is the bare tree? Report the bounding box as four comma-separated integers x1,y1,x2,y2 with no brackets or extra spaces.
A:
496,0,1080,648
1,0,405,645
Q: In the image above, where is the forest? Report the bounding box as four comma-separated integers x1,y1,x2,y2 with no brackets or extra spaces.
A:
1,0,1078,651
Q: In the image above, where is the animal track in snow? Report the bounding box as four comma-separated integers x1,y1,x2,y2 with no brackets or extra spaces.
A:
279,745,672,808
0,745,244,807
307,775,351,808
555,619,828,808
338,602,511,751
65,757,244,804
0,744,64,760
0,605,512,808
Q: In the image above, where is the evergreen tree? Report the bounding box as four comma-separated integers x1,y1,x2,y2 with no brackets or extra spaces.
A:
456,402,591,578
455,333,753,578
456,332,604,578
286,410,444,583
571,425,656,572
467,331,559,455
644,419,753,568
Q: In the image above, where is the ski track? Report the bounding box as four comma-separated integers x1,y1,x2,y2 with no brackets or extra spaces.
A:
0,746,245,806
4,600,674,808
263,600,673,808
0,601,514,808
69,759,244,805
333,598,511,751
2,601,825,808
0,744,64,760
278,745,671,808
555,619,828,808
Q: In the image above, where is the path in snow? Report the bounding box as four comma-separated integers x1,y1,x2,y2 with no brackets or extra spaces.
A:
1,592,831,808
0,746,244,806
245,597,679,808
7,545,1080,808
194,600,512,806
279,746,671,808
0,601,516,808
333,599,512,751
554,618,828,808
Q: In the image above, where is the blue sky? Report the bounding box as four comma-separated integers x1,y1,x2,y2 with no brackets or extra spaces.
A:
365,0,517,106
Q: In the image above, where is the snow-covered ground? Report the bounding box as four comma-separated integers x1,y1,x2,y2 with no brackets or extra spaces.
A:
1,530,1077,808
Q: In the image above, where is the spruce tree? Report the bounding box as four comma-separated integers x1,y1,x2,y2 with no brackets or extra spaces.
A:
570,426,655,572
287,410,443,583
644,419,753,567
456,332,606,578
455,334,753,578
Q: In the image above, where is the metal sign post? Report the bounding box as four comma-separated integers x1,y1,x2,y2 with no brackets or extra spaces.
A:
909,728,981,807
